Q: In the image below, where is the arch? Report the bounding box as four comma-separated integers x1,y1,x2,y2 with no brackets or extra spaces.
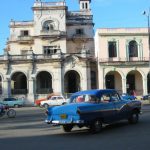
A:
11,71,27,94
128,40,138,57
64,70,81,94
41,17,59,31
126,70,143,95
36,71,52,94
105,71,122,94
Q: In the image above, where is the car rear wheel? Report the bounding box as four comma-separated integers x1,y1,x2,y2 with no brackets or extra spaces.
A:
89,119,102,133
128,112,139,124
62,125,73,132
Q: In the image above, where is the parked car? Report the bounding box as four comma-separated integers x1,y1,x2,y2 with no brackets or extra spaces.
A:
141,94,150,100
40,96,67,108
34,93,62,106
0,97,25,108
45,89,142,133
121,93,136,100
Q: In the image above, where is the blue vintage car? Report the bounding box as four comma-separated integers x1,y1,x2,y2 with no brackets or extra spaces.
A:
1,97,25,108
45,89,142,133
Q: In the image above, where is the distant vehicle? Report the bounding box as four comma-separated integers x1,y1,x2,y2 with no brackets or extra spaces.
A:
34,93,62,106
45,89,141,133
141,94,150,100
0,97,25,108
121,93,136,100
40,96,67,108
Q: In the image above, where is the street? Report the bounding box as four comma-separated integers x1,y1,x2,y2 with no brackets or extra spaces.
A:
0,105,150,150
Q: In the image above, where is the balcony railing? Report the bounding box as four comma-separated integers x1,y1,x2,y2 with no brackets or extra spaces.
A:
40,30,66,37
11,89,28,94
17,36,34,44
99,57,150,63
36,88,53,94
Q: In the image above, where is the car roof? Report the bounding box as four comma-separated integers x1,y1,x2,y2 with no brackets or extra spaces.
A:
71,89,117,98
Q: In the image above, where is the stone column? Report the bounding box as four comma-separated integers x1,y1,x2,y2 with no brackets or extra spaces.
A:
143,77,147,95
122,77,127,94
3,77,11,98
53,66,63,94
27,76,35,105
98,66,105,89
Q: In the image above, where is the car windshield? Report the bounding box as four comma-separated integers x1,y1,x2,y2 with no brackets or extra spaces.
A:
70,94,99,103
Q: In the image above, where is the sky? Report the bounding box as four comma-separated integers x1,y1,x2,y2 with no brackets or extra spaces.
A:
0,0,150,54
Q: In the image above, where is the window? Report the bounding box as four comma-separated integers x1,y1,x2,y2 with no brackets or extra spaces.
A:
111,92,120,102
108,41,117,57
76,29,84,35
43,20,54,32
129,40,138,57
71,94,99,103
43,46,58,55
20,30,29,36
91,71,97,89
101,94,110,103
105,75,115,89
85,2,88,9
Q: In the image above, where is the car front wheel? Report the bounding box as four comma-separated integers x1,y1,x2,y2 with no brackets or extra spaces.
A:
128,112,139,124
43,103,49,109
89,119,102,133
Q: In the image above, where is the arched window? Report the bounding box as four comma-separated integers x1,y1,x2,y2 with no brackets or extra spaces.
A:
129,40,138,57
43,20,54,32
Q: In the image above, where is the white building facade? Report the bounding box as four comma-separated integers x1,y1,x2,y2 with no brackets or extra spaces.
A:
0,0,96,104
95,28,150,96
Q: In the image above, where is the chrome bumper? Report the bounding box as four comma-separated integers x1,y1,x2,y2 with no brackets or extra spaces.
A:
45,119,84,124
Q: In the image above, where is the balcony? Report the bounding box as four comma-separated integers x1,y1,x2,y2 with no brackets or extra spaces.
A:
99,57,149,66
40,30,66,38
17,36,34,44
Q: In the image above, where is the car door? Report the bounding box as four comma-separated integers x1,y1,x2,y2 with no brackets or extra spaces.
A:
50,97,57,106
100,93,117,123
110,92,130,120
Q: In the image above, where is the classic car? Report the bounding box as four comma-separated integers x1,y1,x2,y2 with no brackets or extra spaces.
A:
45,89,142,133
34,93,62,106
41,96,67,108
0,97,25,108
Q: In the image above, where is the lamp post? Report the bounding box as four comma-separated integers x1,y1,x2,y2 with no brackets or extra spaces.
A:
143,9,150,94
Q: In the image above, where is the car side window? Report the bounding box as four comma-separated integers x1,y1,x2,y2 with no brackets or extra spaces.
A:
51,97,56,100
111,93,120,102
58,97,63,100
100,94,110,103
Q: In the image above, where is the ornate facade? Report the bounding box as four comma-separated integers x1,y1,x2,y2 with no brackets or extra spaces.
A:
0,0,96,104
95,28,150,96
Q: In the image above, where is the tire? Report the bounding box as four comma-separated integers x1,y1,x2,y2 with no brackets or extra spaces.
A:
43,104,49,109
128,112,139,124
89,119,102,133
7,109,16,118
62,125,73,132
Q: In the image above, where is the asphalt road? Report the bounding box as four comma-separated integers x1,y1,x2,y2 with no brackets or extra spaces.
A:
0,105,150,150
